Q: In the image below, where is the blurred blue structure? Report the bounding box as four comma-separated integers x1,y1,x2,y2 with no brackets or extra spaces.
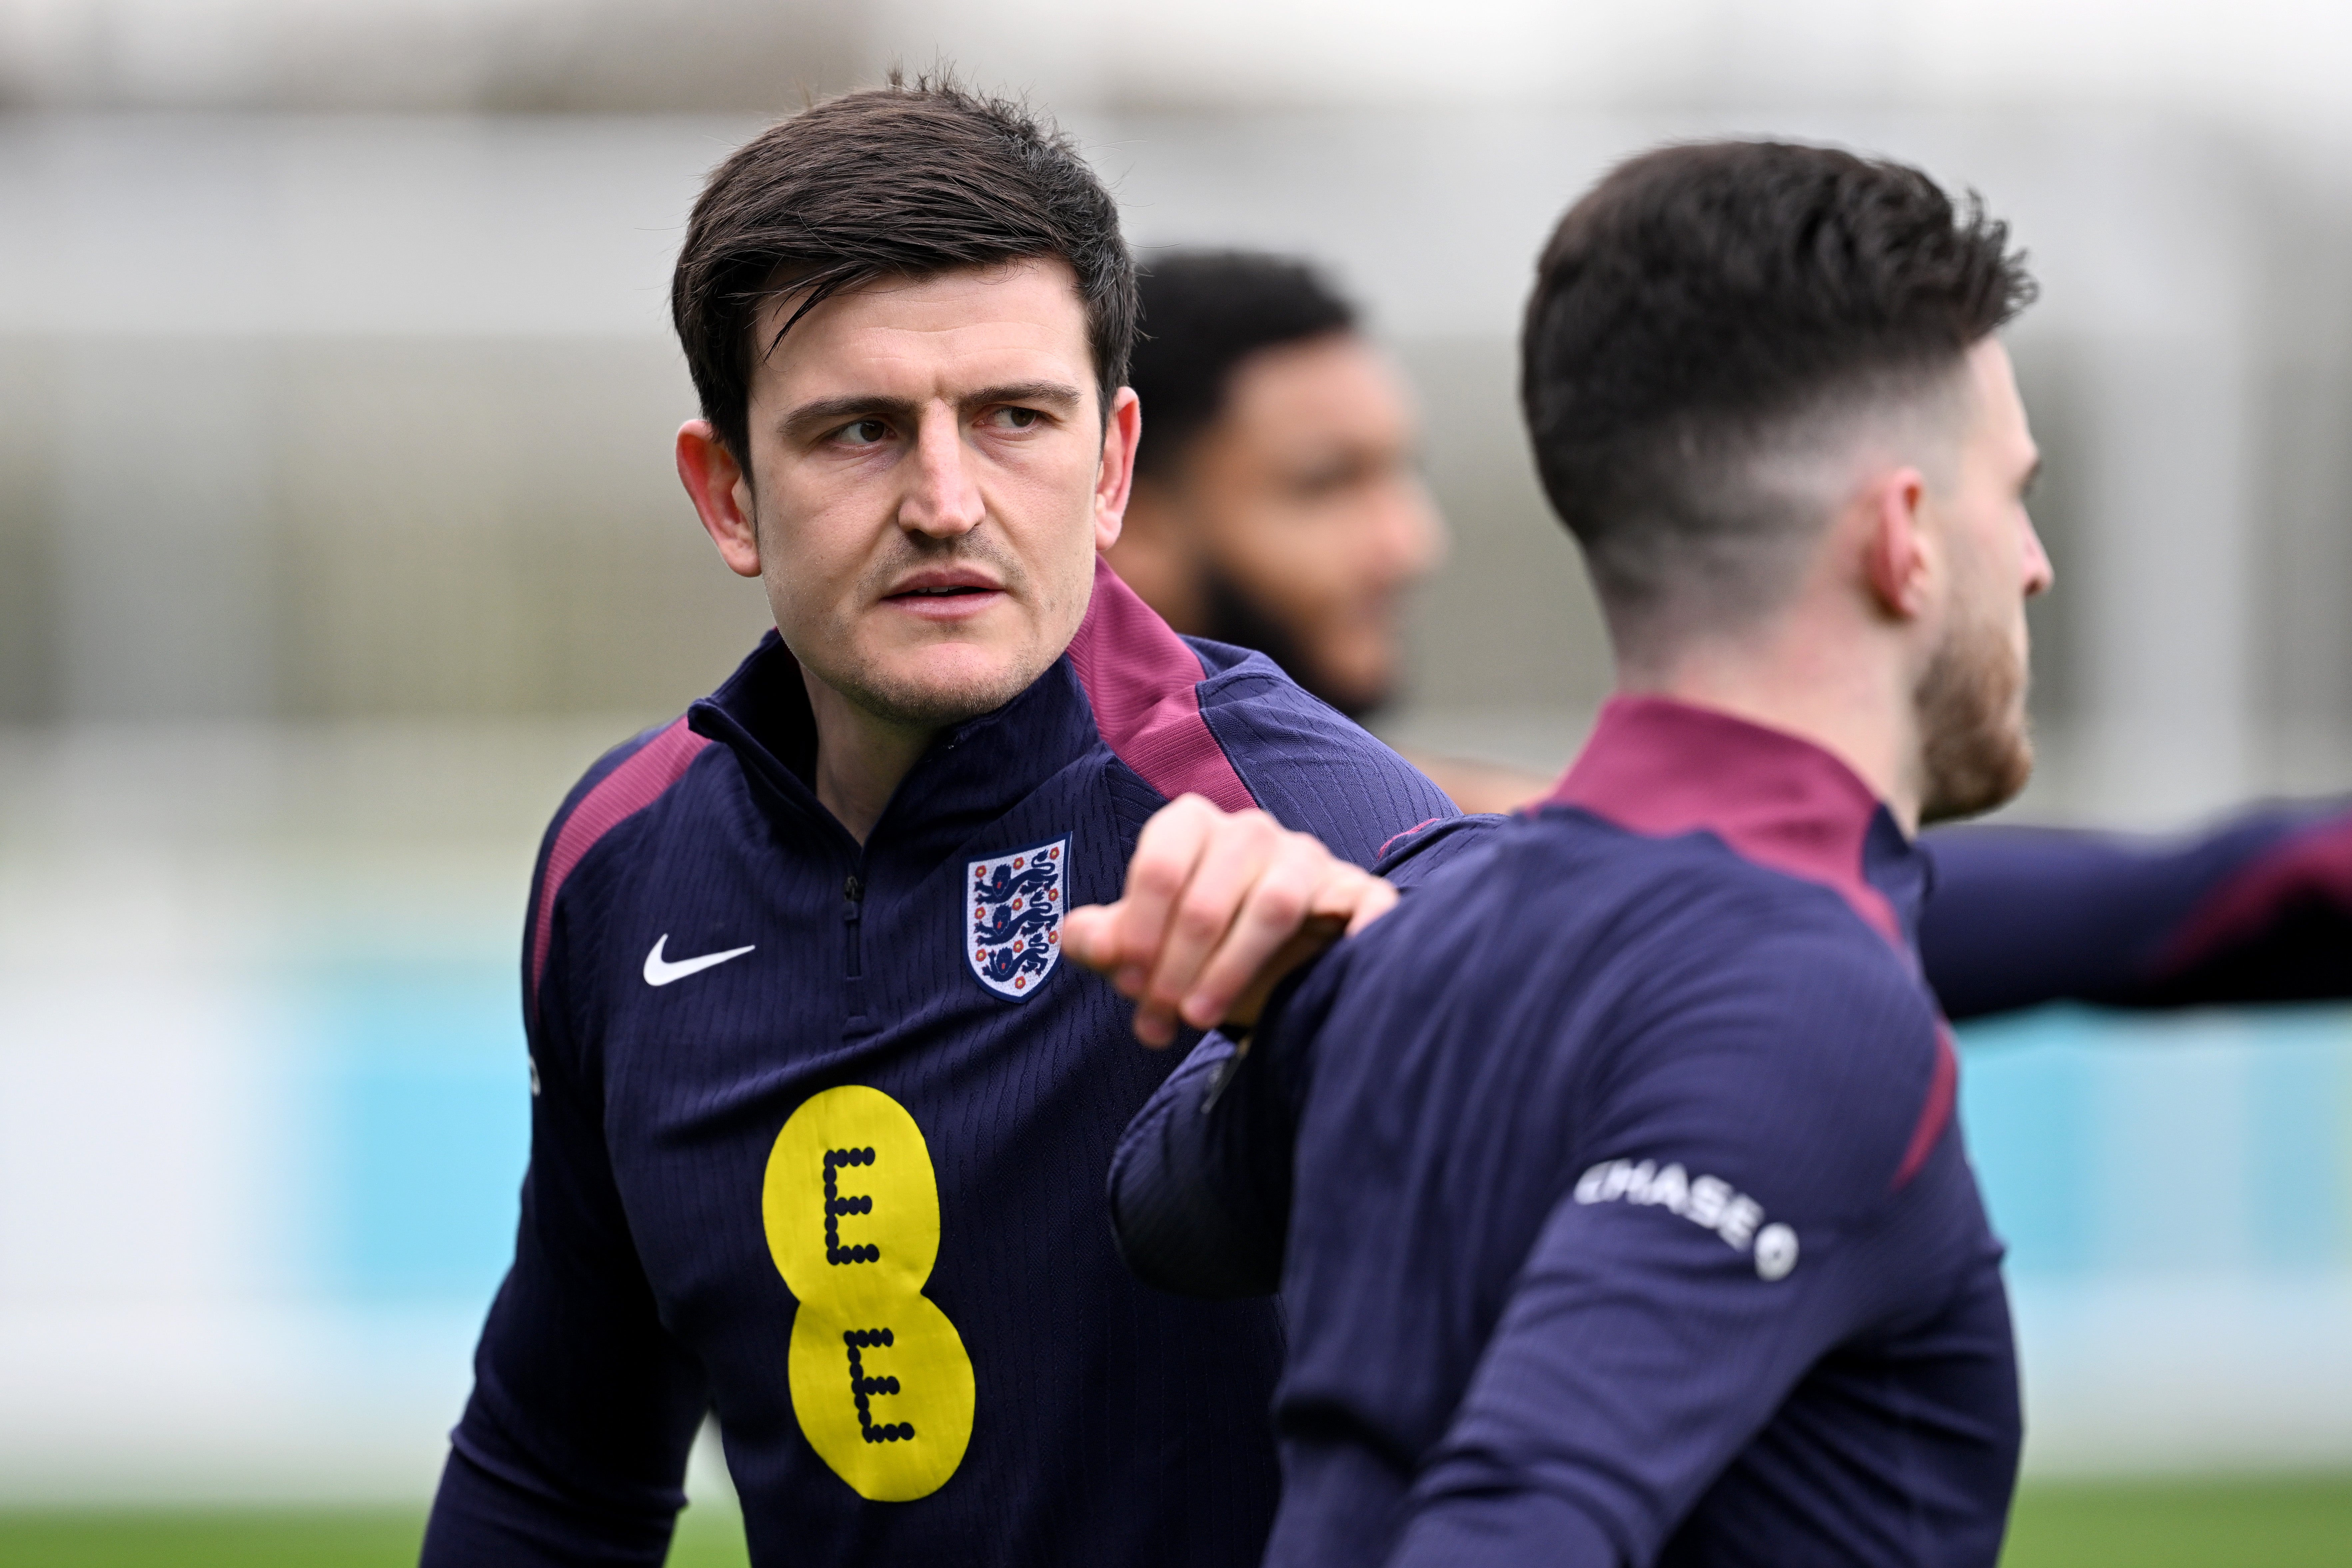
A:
306,962,531,1305
1965,1007,2352,1278
267,984,2352,1308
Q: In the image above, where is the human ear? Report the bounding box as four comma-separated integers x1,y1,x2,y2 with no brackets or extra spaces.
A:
1861,467,1934,621
1091,387,1143,553
676,419,762,579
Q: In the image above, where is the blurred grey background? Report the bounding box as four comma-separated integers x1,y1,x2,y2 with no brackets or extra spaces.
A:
8,0,2352,822
7,0,2352,1505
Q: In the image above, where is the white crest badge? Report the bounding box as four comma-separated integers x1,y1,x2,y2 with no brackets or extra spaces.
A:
966,838,1066,1000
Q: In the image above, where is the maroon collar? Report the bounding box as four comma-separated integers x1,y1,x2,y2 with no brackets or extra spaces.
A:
1544,695,1910,949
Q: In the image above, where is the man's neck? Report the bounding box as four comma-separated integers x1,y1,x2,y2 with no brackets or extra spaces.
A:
1622,629,1924,835
802,670,939,845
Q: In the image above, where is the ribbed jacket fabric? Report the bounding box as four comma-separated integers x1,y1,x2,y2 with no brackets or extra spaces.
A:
420,563,1453,1568
1114,698,2021,1568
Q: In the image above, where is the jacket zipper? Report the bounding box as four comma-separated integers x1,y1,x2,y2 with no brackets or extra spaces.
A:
842,872,865,978
842,870,869,1036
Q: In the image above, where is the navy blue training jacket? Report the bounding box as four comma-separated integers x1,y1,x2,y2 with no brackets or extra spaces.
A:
419,562,1454,1567
424,547,2352,1567
1111,697,2021,1567
1923,804,2352,1017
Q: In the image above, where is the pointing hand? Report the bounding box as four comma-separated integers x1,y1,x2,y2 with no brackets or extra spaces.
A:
1063,794,1399,1047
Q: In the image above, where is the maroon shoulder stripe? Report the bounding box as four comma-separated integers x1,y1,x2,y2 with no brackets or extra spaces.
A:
529,716,709,1000
1065,558,1256,814
2155,815,2352,978
1377,817,1446,860
1893,1027,1959,1189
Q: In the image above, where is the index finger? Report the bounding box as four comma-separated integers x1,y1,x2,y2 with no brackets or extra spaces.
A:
1101,794,1221,990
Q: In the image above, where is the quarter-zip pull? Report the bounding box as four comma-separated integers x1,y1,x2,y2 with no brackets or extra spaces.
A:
842,872,871,1037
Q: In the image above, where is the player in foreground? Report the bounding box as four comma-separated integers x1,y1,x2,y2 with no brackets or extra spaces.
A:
1107,143,2048,1565
419,78,1434,1567
1106,250,2352,1015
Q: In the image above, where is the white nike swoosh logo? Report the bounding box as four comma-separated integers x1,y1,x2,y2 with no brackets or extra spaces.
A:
643,935,757,987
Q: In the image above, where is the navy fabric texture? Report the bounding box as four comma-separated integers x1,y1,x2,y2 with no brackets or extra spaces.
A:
1112,713,2019,1568
1920,805,2352,1018
422,623,1451,1568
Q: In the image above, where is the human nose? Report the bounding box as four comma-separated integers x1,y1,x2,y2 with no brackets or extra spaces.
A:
2020,512,2054,598
1373,476,1447,586
899,406,985,538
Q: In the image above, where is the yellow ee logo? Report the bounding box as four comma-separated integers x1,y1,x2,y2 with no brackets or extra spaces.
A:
761,1085,975,1501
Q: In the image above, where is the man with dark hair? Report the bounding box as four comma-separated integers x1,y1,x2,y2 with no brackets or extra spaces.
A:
1104,141,2053,1566
1107,252,1442,721
1095,251,2352,1015
419,77,1444,1567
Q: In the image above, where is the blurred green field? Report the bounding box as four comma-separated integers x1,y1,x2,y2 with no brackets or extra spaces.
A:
0,1504,754,1567
2000,1474,2352,1567
1,1476,2347,1565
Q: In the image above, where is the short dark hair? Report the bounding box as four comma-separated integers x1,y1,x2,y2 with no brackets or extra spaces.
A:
672,73,1138,465
1521,141,2035,629
1129,251,1357,483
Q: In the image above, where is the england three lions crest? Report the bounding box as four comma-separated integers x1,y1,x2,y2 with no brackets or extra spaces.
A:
967,839,1066,999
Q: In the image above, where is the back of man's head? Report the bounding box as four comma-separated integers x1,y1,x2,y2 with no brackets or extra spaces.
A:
1522,141,2034,656
672,72,1138,466
1129,252,1357,485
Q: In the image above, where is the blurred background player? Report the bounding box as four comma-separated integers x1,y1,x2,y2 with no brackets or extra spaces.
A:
1110,253,1438,723
1108,253,1545,811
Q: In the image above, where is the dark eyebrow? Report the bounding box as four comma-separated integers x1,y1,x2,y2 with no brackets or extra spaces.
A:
966,380,1084,414
778,394,918,443
778,381,1087,445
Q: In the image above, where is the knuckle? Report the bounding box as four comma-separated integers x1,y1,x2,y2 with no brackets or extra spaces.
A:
1251,882,1308,930
1172,898,1227,942
1218,809,1270,842
1130,858,1184,901
1141,798,1203,840
1285,833,1337,870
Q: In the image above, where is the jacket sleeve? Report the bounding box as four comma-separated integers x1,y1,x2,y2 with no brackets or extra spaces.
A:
1191,653,1461,869
1387,942,1944,1568
1106,950,1336,1298
1921,802,2352,1020
420,904,708,1565
1105,822,1498,1298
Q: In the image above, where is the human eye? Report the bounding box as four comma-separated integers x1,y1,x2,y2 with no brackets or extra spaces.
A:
832,416,892,448
1290,455,1367,500
984,405,1046,432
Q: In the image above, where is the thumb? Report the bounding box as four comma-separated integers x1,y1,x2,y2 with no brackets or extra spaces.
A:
1339,877,1400,936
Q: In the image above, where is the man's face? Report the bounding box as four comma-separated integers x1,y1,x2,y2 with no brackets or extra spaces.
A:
1172,335,1444,714
1915,338,2053,823
736,259,1127,729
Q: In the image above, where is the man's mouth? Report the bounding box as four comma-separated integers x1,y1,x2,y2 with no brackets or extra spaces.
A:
882,569,1006,614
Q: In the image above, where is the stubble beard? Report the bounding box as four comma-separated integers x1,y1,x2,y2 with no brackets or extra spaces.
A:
1915,599,2034,826
1200,562,1393,720
804,531,1061,731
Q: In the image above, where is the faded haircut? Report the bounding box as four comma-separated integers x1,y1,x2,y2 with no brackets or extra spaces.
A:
1521,141,2035,646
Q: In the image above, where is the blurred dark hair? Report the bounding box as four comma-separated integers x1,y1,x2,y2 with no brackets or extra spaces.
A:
1521,141,2035,631
672,72,1138,465
1129,251,1357,483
